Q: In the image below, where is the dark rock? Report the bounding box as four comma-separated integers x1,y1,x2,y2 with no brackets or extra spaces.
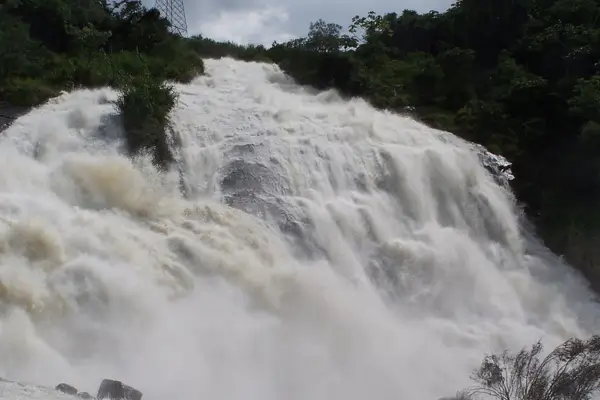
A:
56,383,78,395
78,392,95,399
97,379,142,400
0,102,29,133
472,142,514,187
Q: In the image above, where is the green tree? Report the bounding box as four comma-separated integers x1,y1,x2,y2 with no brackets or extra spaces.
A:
305,19,345,53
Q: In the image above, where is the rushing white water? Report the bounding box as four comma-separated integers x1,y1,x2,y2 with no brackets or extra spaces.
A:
0,57,599,400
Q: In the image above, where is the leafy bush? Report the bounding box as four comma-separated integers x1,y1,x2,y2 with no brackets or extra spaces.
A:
115,72,178,169
149,38,205,83
1,77,59,107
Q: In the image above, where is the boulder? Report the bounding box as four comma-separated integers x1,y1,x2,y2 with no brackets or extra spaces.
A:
97,379,142,400
78,392,95,399
56,383,78,396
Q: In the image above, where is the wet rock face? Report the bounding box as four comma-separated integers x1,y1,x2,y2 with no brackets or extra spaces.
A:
51,379,142,400
472,142,514,187
0,102,29,133
56,383,78,396
219,143,326,259
97,379,143,400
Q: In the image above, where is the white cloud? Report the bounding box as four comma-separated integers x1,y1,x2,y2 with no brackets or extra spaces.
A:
144,0,453,44
198,6,294,45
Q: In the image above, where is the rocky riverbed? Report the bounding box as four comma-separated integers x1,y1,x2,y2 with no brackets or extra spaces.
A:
0,378,142,400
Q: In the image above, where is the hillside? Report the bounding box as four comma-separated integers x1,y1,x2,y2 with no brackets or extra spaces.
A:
2,0,600,292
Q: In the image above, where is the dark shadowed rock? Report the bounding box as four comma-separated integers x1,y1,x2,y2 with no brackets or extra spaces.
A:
437,394,471,400
78,391,95,399
0,102,29,133
56,383,78,395
97,379,142,400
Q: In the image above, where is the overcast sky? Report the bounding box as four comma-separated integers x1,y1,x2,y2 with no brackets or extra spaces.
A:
142,0,453,45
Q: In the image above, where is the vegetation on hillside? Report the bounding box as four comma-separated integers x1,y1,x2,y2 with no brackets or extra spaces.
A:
0,0,205,101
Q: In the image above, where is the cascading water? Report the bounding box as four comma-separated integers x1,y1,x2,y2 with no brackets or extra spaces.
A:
0,57,599,400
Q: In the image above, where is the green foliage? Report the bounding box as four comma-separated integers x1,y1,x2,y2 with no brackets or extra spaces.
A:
348,11,393,47
1,77,58,107
148,37,205,83
457,335,600,400
0,0,204,107
116,73,178,168
569,75,600,121
304,19,346,53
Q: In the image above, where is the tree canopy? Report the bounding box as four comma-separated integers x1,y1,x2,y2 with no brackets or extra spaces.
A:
0,0,203,106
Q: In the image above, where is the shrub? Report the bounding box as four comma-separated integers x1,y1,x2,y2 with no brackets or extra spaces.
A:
115,72,178,169
150,54,204,84
458,335,600,400
149,38,205,83
1,77,59,106
108,52,154,84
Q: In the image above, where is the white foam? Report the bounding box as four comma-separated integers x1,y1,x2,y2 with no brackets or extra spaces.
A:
0,58,598,400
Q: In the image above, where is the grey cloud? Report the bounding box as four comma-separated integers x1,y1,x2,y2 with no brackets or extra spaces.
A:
144,0,453,44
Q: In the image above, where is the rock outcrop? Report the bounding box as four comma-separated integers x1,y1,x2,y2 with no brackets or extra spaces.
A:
0,102,29,133
0,378,143,400
473,142,514,187
56,383,78,396
97,379,143,400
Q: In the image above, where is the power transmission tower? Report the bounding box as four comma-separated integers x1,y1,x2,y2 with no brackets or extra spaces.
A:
154,0,188,37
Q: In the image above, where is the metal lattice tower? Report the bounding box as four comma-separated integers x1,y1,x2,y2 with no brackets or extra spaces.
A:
155,0,188,37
